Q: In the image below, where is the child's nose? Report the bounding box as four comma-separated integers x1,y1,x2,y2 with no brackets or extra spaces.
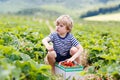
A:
56,26,59,30
57,26,60,29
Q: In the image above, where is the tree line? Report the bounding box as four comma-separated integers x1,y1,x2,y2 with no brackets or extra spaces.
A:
80,4,120,18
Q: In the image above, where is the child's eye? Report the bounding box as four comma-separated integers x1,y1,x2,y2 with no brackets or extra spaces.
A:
56,24,59,26
60,25,63,27
56,22,59,26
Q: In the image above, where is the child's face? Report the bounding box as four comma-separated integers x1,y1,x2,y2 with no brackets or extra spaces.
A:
56,23,69,35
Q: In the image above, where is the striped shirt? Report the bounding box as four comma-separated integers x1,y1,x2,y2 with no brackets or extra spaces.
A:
49,32,79,56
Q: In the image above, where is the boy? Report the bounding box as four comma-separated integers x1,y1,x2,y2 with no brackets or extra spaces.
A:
42,15,83,74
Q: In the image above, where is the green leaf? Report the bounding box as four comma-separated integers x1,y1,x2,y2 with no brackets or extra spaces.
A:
88,66,95,74
20,53,31,61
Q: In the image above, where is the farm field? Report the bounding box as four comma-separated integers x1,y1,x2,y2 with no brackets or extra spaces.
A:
84,13,120,21
0,15,120,80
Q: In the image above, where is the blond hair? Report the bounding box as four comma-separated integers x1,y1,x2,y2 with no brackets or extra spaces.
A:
55,15,73,32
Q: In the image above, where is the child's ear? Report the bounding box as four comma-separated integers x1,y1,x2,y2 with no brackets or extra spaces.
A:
67,29,70,33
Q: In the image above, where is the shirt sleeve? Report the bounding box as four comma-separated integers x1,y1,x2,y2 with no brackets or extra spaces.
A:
71,34,79,47
48,33,54,42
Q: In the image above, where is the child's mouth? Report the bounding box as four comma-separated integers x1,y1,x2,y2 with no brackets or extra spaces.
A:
56,29,59,32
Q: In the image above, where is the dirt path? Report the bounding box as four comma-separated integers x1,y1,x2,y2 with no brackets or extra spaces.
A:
46,20,55,33
33,17,55,33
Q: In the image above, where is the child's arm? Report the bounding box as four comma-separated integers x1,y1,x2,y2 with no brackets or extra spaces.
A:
42,37,54,51
68,44,83,62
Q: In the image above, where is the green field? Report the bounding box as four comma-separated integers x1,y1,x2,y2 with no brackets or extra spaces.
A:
84,13,120,21
0,15,120,80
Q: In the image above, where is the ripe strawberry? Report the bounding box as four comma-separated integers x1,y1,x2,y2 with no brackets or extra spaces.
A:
60,61,75,67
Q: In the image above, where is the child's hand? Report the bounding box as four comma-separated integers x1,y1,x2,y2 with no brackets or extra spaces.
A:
66,57,74,63
46,45,54,51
